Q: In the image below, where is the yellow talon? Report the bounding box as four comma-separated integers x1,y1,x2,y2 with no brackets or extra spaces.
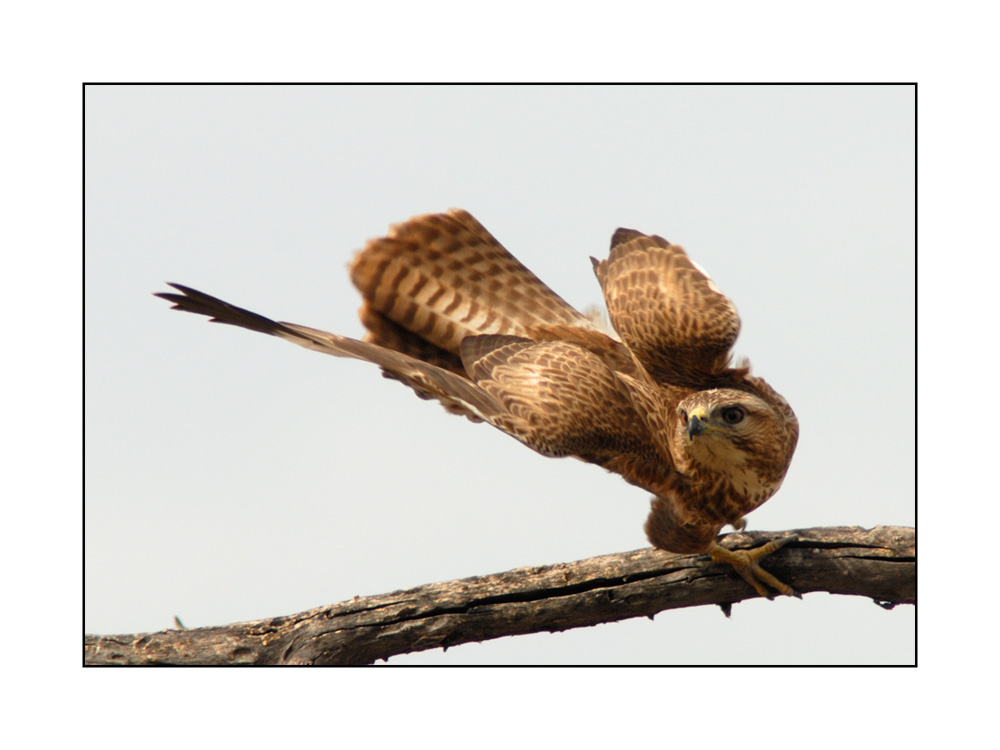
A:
709,535,800,598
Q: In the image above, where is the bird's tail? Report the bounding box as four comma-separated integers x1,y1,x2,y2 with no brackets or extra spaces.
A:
154,283,503,422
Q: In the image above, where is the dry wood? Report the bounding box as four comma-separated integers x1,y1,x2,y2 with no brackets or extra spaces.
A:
85,525,914,665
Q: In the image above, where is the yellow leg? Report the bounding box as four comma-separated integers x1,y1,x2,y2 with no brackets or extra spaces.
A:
709,535,800,598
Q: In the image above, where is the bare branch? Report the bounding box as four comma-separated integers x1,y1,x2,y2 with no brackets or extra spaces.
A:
85,525,914,665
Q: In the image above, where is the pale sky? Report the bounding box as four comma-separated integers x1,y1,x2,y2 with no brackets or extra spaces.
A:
84,84,914,664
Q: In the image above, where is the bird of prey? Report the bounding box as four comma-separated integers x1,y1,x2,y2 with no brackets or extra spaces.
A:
156,209,799,597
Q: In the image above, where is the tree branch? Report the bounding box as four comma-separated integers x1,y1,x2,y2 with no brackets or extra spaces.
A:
85,525,914,665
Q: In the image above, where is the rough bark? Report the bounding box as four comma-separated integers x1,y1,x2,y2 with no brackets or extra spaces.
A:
85,525,914,665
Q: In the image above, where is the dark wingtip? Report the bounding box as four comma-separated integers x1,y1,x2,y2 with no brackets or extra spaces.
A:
609,228,673,256
610,227,645,249
590,256,606,285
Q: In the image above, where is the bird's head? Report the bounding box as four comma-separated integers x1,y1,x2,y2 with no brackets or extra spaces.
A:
672,388,798,502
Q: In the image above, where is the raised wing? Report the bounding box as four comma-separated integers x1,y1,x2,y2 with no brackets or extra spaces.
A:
351,209,594,375
592,229,741,384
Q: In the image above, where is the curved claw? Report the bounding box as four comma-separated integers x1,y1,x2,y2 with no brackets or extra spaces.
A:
709,534,800,598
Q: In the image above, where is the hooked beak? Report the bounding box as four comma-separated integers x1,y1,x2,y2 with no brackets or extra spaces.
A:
687,406,709,439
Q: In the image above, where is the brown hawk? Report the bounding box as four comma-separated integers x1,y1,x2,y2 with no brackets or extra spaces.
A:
156,209,800,597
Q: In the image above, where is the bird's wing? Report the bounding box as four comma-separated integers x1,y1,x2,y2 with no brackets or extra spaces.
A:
459,333,663,483
592,229,741,384
351,209,594,363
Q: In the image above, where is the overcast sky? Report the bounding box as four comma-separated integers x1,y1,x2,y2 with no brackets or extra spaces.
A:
84,84,914,664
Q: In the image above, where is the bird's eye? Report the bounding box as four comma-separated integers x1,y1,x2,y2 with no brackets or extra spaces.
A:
722,406,745,424
679,409,688,425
